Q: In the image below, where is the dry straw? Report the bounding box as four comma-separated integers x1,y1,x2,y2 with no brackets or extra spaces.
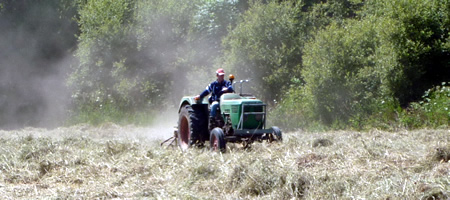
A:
0,126,448,199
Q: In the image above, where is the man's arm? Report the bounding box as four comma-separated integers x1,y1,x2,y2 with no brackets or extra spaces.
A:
197,82,213,99
222,81,233,93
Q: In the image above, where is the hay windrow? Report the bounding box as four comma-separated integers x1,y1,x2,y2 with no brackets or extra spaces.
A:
0,126,448,199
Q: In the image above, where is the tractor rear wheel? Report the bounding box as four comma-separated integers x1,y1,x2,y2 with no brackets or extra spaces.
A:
177,105,206,150
210,128,226,153
270,126,282,142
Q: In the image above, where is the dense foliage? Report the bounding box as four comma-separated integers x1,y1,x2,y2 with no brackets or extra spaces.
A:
270,0,450,130
222,1,304,101
1,0,448,129
68,0,243,124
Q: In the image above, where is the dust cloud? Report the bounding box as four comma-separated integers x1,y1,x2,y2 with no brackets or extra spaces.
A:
0,1,224,133
0,2,77,130
0,108,178,142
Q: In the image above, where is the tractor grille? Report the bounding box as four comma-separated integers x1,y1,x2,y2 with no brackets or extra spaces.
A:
237,103,266,130
244,105,263,112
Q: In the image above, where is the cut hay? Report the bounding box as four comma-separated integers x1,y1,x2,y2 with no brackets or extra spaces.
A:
0,126,448,199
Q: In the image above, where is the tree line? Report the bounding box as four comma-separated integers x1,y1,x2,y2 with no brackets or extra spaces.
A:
1,0,448,129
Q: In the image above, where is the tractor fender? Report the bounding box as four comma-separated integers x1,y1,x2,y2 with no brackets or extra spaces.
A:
178,96,208,113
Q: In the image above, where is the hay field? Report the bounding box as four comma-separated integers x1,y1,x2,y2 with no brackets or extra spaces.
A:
0,124,448,199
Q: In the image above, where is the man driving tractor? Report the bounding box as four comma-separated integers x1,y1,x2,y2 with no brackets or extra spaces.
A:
195,68,234,128
169,68,281,151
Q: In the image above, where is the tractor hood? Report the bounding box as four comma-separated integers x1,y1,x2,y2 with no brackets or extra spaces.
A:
220,93,265,130
220,93,263,105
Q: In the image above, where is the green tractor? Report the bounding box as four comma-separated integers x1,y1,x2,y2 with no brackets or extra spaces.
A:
174,75,282,152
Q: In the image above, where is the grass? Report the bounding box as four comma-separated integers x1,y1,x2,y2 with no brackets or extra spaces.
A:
0,125,448,199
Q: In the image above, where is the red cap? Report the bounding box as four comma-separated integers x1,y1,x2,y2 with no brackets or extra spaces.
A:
216,68,225,76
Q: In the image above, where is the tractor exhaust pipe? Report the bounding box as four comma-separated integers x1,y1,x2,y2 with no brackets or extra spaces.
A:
239,79,250,95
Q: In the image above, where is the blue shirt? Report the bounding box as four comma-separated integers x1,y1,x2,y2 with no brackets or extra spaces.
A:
200,80,234,103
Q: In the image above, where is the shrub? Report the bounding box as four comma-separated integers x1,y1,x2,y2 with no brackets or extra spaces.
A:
300,19,385,126
400,82,450,129
276,0,450,130
222,1,304,102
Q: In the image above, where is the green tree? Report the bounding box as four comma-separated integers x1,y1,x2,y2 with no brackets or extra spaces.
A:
363,0,450,106
175,0,243,97
70,0,242,123
222,0,304,102
279,0,450,129
300,19,389,126
68,0,138,119
190,0,241,67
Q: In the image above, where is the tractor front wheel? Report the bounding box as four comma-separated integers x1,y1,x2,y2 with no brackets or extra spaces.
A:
270,126,282,142
210,128,226,153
